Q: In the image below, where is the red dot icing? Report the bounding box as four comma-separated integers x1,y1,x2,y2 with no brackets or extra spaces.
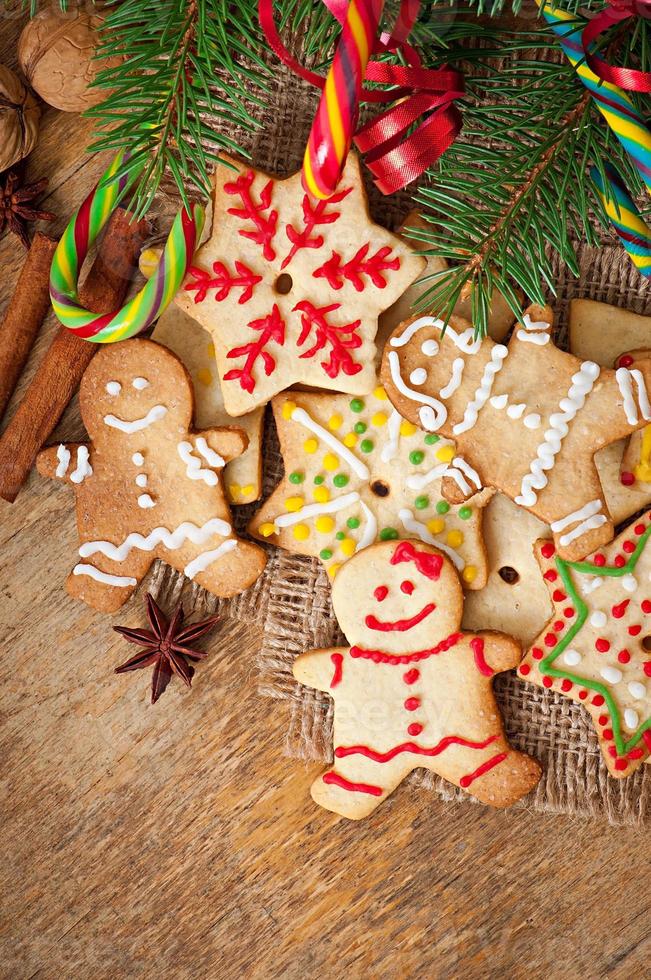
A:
628,748,645,760
400,580,414,595
404,697,420,711
544,633,557,648
617,649,631,664
642,599,651,614
615,555,626,568
407,723,423,737
403,668,420,685
628,624,642,636
598,714,609,726
608,745,618,757
374,585,388,602
552,589,566,602
615,758,628,771
564,607,575,618
623,540,635,554
644,661,651,677
561,679,572,692
611,599,630,618
593,554,606,566
618,354,634,367
635,523,646,535
602,728,613,741
592,694,605,706
542,675,553,688
553,620,565,632
541,542,555,559
520,663,531,676
578,689,588,700
532,647,544,660
543,570,558,582
621,471,635,486
595,638,610,653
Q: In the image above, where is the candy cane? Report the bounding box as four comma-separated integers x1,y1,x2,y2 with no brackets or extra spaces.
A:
591,164,651,277
50,151,205,342
302,0,385,199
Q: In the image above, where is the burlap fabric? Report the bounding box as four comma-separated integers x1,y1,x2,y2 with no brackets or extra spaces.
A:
148,52,650,825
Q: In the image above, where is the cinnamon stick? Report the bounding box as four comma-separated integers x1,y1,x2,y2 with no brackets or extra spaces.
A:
0,208,150,503
0,232,58,421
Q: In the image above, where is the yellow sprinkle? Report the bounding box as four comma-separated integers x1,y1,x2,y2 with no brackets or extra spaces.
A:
371,412,387,428
400,420,417,437
327,563,341,578
315,516,335,533
462,565,477,584
229,483,241,498
285,496,304,512
241,485,254,497
436,445,455,463
206,342,215,357
304,438,318,453
323,453,339,471
282,400,297,420
427,518,445,535
313,486,330,504
343,432,357,447
328,413,343,430
447,530,464,548
258,522,277,537
373,386,388,400
293,524,310,541
339,538,356,557
196,368,212,386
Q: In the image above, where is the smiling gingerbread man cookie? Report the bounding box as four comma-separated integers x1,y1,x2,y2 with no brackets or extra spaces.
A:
293,540,541,819
37,339,266,613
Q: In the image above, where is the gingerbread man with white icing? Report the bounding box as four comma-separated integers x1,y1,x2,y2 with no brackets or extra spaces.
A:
381,303,651,562
293,539,541,819
37,339,266,613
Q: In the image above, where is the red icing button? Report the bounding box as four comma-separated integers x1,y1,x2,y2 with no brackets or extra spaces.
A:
602,728,613,741
618,354,634,368
400,580,414,595
614,555,626,568
532,647,544,660
564,607,575,618
403,668,420,685
519,663,531,676
608,745,618,757
544,633,557,648
407,723,423,737
553,620,565,632
614,758,628,771
543,569,558,582
628,624,642,636
611,599,630,618
374,585,388,601
643,661,651,677
561,679,572,692
595,638,610,653
635,523,646,535
621,471,635,486
552,590,566,602
598,714,609,727
541,542,555,559
578,689,588,700
593,554,606,566
404,697,420,711
617,649,631,664
623,540,635,554
542,675,553,688
642,599,651,614
592,694,605,706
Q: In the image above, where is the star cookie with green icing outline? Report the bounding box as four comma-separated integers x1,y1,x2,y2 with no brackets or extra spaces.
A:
249,388,493,586
519,519,651,777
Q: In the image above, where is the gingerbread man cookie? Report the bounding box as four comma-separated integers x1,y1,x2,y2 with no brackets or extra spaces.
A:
250,389,492,587
172,155,426,415
37,339,266,613
519,520,651,777
293,540,541,819
381,303,651,561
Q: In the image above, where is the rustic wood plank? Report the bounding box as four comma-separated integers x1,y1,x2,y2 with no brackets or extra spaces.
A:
0,10,649,980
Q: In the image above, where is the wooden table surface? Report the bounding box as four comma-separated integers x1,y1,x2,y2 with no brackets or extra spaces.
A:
0,16,649,980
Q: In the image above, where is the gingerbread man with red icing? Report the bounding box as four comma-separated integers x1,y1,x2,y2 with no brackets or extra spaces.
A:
293,539,541,819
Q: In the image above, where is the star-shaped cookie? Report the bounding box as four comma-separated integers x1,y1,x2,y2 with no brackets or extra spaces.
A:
381,302,651,560
172,155,425,415
249,388,492,587
519,521,651,777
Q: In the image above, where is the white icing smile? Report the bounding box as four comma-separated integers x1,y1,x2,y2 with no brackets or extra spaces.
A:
104,405,168,433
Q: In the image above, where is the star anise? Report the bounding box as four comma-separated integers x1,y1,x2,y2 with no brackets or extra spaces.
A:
114,593,220,704
0,170,56,250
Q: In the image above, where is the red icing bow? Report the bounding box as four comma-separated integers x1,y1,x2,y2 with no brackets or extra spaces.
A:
259,0,465,194
582,0,651,92
390,540,443,580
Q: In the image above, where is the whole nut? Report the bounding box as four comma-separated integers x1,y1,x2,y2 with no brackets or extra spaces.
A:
0,64,40,172
18,6,122,113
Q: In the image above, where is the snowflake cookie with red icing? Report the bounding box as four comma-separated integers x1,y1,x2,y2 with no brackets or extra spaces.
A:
293,539,541,819
381,302,651,562
519,519,651,778
249,388,493,587
172,155,425,416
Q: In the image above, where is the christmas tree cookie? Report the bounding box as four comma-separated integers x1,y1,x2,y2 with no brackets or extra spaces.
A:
519,520,651,777
382,303,651,561
171,154,426,415
249,389,492,587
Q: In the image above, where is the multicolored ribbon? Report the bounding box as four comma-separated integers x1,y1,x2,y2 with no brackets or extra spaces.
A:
540,1,651,276
50,151,204,342
260,0,464,197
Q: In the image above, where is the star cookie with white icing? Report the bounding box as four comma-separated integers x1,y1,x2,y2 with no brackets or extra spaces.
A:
519,520,651,777
37,339,266,613
381,303,651,561
249,388,492,587
172,155,426,416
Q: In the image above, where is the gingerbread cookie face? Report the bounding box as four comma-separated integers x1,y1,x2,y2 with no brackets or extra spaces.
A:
172,155,425,415
37,339,266,613
293,540,541,819
381,304,651,561
519,523,651,778
249,388,492,587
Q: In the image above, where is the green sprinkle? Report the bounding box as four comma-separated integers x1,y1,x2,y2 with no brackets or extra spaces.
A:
313,475,325,485
354,421,367,434
424,433,440,445
319,548,333,560
347,517,360,529
360,439,374,453
415,495,429,510
409,450,425,465
350,398,364,413
289,470,304,484
335,531,345,541
379,527,398,541
436,500,450,515
333,473,349,488
459,506,473,520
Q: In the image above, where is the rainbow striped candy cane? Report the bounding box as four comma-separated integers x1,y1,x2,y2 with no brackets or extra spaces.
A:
303,0,385,199
50,151,205,342
539,1,651,277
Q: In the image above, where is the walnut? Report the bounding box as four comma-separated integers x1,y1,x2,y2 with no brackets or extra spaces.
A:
18,6,122,113
0,64,40,172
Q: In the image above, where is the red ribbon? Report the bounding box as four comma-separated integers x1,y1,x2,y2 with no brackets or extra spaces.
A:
583,0,651,93
259,0,464,194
